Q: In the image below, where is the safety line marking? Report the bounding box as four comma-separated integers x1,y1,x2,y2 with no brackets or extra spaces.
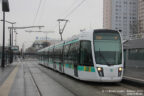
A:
0,64,19,96
123,76,144,82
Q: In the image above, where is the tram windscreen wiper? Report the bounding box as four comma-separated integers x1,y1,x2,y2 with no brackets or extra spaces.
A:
99,48,111,66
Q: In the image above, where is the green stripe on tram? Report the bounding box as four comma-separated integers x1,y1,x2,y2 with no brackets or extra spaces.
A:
54,39,79,48
65,64,74,69
65,64,95,72
78,66,95,72
55,44,63,48
40,61,95,72
65,39,79,45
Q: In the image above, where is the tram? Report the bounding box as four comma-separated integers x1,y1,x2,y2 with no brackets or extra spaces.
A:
38,29,124,82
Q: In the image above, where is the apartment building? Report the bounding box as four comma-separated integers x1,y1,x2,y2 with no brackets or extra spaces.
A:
138,0,144,36
103,0,138,40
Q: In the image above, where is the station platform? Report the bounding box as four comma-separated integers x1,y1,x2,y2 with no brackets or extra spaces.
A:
123,68,144,83
0,59,75,96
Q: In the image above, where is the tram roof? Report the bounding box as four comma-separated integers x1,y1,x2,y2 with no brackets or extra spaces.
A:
38,29,120,52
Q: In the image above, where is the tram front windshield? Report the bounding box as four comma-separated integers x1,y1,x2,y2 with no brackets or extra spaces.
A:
94,30,122,65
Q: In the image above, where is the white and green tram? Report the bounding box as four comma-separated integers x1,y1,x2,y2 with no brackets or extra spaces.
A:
38,29,123,82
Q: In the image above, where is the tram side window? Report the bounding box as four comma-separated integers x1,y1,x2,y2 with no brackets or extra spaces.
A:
80,41,93,66
41,53,43,61
46,51,49,61
68,42,80,64
63,44,71,64
42,52,44,61
47,50,49,61
59,46,63,60
53,47,57,58
48,48,53,62
44,52,47,61
49,48,53,58
54,46,63,61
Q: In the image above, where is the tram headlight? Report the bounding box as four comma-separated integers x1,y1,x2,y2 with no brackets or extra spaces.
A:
118,67,123,77
97,67,104,77
118,67,122,72
97,67,102,71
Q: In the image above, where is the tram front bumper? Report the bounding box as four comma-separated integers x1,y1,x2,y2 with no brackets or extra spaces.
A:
99,77,122,82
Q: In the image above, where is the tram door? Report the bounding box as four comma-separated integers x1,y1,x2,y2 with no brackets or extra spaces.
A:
74,64,78,77
68,42,79,77
59,63,62,72
53,62,56,69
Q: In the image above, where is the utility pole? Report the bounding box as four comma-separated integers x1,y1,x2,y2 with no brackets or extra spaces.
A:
0,20,16,63
14,30,18,46
7,26,44,58
57,19,69,41
11,23,15,46
8,26,45,45
1,0,10,67
1,12,6,67
0,20,16,47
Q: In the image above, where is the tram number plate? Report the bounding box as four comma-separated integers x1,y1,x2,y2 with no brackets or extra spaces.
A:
110,69,113,72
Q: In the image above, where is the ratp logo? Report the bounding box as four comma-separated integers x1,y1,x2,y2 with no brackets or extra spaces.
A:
110,69,113,72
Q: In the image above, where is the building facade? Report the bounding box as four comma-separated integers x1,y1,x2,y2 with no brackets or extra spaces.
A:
25,39,60,53
138,0,144,37
103,0,138,40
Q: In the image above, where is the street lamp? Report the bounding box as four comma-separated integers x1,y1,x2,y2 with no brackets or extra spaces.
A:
1,0,10,67
0,20,16,63
2,0,10,12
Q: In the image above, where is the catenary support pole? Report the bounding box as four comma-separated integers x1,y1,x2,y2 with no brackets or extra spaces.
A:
1,12,6,67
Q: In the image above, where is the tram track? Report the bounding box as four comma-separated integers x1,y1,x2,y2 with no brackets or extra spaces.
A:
34,63,82,96
25,60,144,96
24,62,42,96
25,60,76,96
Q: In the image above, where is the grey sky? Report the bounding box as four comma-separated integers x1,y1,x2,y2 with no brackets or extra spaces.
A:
0,0,103,49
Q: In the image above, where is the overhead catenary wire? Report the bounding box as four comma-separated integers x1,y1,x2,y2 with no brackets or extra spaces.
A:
64,0,87,19
53,0,87,31
37,0,49,24
38,0,79,25
32,0,87,37
33,0,43,25
60,0,81,18
37,0,78,30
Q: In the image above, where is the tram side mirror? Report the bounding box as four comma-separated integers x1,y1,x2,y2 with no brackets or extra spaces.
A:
119,30,122,33
2,0,10,12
